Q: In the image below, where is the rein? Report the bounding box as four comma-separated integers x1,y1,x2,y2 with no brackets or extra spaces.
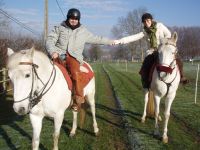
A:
14,60,56,111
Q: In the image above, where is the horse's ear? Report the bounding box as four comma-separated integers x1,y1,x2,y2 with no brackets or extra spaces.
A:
7,48,14,56
29,46,35,57
172,32,178,43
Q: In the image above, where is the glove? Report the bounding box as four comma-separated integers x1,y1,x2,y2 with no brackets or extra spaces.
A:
146,49,154,55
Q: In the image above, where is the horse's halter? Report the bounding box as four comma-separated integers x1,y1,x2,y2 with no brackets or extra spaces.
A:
13,60,56,112
156,42,178,96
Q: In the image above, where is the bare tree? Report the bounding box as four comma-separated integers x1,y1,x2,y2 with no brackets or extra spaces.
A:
111,7,148,61
171,26,200,60
84,45,103,62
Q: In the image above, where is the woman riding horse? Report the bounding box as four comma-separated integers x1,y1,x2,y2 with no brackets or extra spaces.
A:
115,13,188,89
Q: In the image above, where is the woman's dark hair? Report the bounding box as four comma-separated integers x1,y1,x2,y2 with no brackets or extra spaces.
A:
141,13,153,23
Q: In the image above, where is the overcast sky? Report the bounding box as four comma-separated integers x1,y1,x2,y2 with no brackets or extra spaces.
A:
2,0,200,38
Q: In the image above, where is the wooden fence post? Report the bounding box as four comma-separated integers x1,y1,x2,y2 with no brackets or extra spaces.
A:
195,64,199,104
2,68,7,92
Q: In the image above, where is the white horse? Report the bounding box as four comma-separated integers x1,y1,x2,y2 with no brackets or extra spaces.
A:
141,32,180,143
7,47,99,150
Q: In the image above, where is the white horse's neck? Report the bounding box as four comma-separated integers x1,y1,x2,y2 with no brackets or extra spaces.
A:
33,51,53,79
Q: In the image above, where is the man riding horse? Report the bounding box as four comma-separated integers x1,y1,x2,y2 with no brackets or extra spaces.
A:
46,8,114,111
115,13,188,89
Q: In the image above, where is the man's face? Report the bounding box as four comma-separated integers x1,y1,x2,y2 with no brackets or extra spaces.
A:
69,18,79,26
143,19,152,28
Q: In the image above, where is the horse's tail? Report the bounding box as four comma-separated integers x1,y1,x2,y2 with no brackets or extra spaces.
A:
79,102,89,129
147,90,155,117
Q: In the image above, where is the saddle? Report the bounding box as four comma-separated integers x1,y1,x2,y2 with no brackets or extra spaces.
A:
53,57,94,91
53,58,72,91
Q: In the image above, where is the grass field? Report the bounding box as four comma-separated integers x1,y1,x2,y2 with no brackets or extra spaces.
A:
0,62,200,149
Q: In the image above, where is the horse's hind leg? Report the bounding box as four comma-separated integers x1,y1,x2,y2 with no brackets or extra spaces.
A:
53,113,64,150
30,114,44,150
70,111,78,137
141,89,149,123
87,93,99,136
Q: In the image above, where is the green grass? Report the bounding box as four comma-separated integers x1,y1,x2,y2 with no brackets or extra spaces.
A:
0,62,200,150
103,62,200,149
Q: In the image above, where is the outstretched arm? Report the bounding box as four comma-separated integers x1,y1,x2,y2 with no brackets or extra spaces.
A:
115,32,145,44
85,28,114,45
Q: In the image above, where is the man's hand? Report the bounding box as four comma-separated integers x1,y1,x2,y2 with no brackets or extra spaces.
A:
51,52,59,59
80,65,89,73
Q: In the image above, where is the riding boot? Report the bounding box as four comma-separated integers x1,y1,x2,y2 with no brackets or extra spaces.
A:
176,58,189,84
71,72,85,112
139,52,158,89
140,65,150,89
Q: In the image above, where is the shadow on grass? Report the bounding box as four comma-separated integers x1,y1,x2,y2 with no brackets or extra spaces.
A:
46,117,95,137
0,94,48,150
96,103,142,122
96,103,155,137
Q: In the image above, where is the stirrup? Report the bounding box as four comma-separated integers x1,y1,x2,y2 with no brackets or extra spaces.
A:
180,77,189,84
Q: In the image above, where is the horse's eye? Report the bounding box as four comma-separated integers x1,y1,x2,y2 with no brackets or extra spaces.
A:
25,74,30,78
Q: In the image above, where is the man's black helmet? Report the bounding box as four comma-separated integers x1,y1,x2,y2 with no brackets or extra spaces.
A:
67,8,81,20
141,13,153,23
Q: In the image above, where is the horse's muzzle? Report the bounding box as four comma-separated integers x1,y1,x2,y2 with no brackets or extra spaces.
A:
15,106,27,115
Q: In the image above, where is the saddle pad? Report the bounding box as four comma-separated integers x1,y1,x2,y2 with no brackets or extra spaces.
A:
54,62,73,91
82,63,94,81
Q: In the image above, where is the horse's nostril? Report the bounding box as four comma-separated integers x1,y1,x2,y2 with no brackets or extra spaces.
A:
18,107,25,115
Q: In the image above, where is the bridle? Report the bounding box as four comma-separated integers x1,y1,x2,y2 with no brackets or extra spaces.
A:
13,60,56,112
156,42,178,96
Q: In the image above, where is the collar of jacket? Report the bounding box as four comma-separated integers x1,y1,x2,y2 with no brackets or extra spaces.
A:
61,21,81,30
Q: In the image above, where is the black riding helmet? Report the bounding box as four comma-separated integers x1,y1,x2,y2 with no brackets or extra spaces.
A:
141,13,153,23
67,8,81,21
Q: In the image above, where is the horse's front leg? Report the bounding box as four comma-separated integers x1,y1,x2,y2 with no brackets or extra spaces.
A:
53,113,64,150
30,114,44,150
154,95,161,137
141,89,149,123
70,111,78,137
163,94,175,143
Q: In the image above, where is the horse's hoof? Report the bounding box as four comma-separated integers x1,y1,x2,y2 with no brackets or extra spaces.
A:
163,137,168,144
95,131,99,137
141,118,145,123
69,132,75,138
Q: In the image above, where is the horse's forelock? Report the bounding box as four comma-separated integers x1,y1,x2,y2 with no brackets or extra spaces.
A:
7,49,47,69
160,38,176,48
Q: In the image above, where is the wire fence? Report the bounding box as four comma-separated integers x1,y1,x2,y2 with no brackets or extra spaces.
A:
0,68,12,95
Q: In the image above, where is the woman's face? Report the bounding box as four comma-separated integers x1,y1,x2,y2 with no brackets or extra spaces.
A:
143,19,152,28
69,18,79,26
